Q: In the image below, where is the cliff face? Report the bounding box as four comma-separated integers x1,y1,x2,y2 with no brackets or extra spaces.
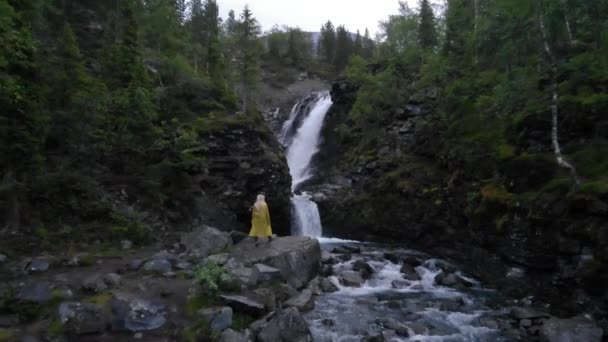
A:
311,76,608,317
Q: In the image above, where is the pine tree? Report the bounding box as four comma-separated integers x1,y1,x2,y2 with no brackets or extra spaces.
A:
202,0,223,80
362,28,375,59
235,5,261,114
444,0,475,59
319,21,336,65
334,25,353,73
418,0,437,50
354,30,363,56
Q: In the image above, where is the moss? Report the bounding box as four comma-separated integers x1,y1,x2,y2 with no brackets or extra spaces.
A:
571,144,608,180
496,144,516,161
87,293,113,305
0,329,15,341
232,312,255,332
48,318,64,337
185,294,221,317
481,183,514,203
579,181,608,195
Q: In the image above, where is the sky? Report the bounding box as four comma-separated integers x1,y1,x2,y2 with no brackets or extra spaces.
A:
217,0,418,36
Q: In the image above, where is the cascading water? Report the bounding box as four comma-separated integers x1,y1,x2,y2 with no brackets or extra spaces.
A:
281,91,333,237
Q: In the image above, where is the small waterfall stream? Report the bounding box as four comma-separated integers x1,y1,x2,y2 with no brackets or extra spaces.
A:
281,91,332,238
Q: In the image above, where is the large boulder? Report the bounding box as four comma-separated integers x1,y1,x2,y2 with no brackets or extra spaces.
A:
539,317,603,342
220,295,266,317
434,272,473,288
284,289,315,312
109,293,167,332
227,237,321,289
221,329,250,342
181,226,233,258
58,302,108,336
256,308,312,342
340,271,364,287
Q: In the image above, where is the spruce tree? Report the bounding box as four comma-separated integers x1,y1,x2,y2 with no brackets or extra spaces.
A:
418,0,437,50
319,21,336,65
235,5,261,114
354,30,363,56
334,25,353,73
444,0,475,59
362,28,375,59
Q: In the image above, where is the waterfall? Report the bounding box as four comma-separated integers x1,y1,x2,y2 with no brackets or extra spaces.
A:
281,91,332,237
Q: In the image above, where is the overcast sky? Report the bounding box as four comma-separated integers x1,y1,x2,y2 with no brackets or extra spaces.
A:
217,0,418,36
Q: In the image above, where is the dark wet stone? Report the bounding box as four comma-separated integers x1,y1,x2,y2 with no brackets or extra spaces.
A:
353,260,374,280
27,260,50,273
400,264,421,281
403,256,422,267
220,295,266,317
59,302,108,335
142,258,172,274
198,307,233,332
434,272,472,288
17,282,52,303
340,271,364,287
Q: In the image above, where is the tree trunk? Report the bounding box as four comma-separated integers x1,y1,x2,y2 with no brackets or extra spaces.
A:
537,1,581,187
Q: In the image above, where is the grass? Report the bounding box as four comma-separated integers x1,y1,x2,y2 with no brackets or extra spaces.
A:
87,293,113,306
579,181,608,195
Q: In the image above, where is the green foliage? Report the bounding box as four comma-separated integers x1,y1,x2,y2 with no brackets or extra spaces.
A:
193,261,228,296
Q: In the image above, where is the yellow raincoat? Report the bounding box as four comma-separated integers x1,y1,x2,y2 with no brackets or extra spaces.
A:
249,202,272,237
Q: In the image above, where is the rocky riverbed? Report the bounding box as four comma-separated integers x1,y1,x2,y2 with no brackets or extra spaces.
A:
1,228,602,341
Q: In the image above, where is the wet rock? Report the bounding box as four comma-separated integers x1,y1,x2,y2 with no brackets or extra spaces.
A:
439,297,466,312
253,264,283,283
336,253,352,262
284,289,314,312
17,282,52,303
128,259,144,271
520,319,532,328
58,302,108,335
257,307,312,342
406,322,428,335
318,277,338,293
391,280,411,289
230,231,249,245
26,259,50,273
321,264,334,277
511,307,551,320
220,295,266,317
227,236,321,289
540,317,602,342
376,317,410,336
121,240,133,250
341,245,361,254
400,264,421,281
182,225,233,259
403,256,422,267
353,260,374,279
340,271,364,287
383,252,402,264
0,314,19,327
142,258,172,274
82,273,122,293
110,295,167,332
0,254,7,264
434,272,472,288
198,307,233,332
221,328,250,342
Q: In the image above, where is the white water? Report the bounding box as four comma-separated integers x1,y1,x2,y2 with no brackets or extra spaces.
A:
282,91,333,238
286,92,333,191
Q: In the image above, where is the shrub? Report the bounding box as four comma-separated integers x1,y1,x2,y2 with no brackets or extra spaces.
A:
193,261,228,297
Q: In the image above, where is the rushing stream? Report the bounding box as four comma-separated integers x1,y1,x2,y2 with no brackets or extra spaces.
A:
281,92,513,341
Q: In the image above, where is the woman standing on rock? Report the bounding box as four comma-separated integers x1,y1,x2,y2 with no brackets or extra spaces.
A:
249,194,273,243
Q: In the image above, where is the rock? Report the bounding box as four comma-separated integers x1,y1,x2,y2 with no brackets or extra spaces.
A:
336,253,352,262
227,236,321,289
182,226,233,258
511,307,551,320
520,319,532,328
134,332,143,339
403,256,422,267
0,254,7,264
230,231,249,245
540,317,602,342
228,267,257,288
128,259,144,271
318,277,338,293
221,328,250,342
53,285,75,300
434,272,472,288
110,294,167,332
275,283,300,302
400,264,421,281
406,322,428,335
252,264,283,283
284,289,315,312
376,317,410,336
142,258,172,274
198,307,233,332
439,297,466,312
257,307,312,342
58,302,108,335
340,271,364,287
19,335,39,342
103,273,122,287
353,260,374,279
207,254,230,266
383,252,402,264
220,295,266,317
27,259,50,273
321,265,334,277
391,280,411,289
17,282,52,303
120,240,133,250
0,314,19,327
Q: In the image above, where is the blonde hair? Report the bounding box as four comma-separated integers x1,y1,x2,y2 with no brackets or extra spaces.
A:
254,194,266,210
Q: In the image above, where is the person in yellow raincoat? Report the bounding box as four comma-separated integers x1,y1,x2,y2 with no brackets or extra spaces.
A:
249,194,273,242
